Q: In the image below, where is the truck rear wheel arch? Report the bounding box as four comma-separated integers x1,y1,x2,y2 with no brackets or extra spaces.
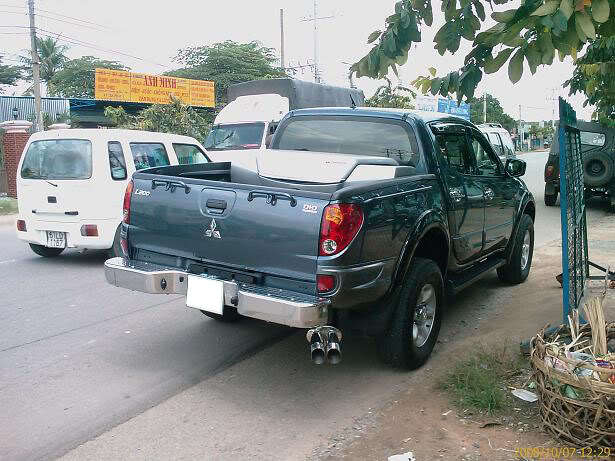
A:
395,222,449,288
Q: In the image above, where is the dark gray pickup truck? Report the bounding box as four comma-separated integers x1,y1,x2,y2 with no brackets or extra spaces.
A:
105,107,536,369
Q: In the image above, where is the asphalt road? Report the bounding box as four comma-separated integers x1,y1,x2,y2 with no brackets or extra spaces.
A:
0,151,609,461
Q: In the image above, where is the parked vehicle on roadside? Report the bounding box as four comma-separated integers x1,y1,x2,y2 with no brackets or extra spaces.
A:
478,123,516,160
105,108,535,369
544,121,615,211
16,129,209,257
204,78,365,169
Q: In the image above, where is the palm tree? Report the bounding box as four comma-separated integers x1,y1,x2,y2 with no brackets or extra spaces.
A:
21,36,68,95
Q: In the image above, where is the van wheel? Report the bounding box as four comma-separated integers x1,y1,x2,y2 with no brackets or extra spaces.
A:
497,214,534,284
201,307,241,323
29,244,64,257
108,226,123,258
377,257,443,370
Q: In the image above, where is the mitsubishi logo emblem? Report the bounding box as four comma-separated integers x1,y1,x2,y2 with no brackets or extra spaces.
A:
205,219,221,239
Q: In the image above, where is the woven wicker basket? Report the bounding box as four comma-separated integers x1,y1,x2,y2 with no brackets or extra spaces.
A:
530,323,615,448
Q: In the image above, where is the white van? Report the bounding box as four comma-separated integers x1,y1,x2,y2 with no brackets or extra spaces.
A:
15,129,209,257
478,123,516,160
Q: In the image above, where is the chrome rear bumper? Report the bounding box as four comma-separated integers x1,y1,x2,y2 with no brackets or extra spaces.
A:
104,257,329,328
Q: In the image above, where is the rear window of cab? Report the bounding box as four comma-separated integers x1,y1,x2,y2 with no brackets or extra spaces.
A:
21,139,92,180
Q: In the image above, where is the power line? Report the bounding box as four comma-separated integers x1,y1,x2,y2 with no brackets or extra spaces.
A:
37,28,171,68
35,13,110,32
36,7,115,31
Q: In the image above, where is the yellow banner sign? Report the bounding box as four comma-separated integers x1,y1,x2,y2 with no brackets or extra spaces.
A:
94,68,215,107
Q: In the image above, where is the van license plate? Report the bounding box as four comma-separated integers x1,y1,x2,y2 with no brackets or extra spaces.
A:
46,231,66,248
186,275,224,315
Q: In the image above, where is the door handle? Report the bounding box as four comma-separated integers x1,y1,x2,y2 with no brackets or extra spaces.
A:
484,187,495,200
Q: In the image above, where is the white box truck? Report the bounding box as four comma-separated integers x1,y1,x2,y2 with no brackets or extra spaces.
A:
204,78,364,169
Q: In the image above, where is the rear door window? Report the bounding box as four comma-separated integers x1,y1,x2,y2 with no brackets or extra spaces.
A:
274,116,422,167
21,139,92,180
129,143,170,170
434,132,475,175
172,143,209,165
108,141,127,180
580,131,606,146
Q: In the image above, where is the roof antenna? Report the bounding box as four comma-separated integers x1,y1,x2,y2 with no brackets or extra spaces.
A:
350,93,356,109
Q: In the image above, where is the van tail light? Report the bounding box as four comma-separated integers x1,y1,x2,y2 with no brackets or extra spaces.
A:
545,165,554,180
17,220,26,232
319,204,363,256
80,224,99,237
317,274,336,293
123,180,134,224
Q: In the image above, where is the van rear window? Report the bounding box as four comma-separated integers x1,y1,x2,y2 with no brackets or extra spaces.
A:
129,143,170,170
21,139,92,180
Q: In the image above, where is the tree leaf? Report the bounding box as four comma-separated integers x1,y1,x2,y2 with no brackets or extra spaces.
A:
559,0,574,19
384,31,397,56
575,14,589,41
591,0,610,23
413,0,434,26
434,21,462,55
367,30,382,44
474,1,486,21
439,73,451,95
430,77,442,95
531,0,560,16
492,10,517,23
551,10,569,35
575,10,596,39
508,48,525,83
537,33,555,64
525,43,541,73
484,47,515,73
429,66,437,76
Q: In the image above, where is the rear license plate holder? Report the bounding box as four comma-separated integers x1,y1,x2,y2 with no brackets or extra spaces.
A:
46,231,66,248
186,275,224,315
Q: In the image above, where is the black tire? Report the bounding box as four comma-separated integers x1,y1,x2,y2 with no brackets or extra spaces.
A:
544,189,557,207
29,243,64,257
583,151,613,187
497,214,534,284
107,225,123,258
201,306,241,323
377,257,443,370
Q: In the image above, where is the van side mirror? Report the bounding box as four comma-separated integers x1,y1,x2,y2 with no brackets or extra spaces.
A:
505,159,526,177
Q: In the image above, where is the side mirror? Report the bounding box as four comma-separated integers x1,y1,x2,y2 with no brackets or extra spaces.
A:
505,159,526,177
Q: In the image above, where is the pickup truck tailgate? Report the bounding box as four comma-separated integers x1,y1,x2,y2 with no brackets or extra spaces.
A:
128,176,330,282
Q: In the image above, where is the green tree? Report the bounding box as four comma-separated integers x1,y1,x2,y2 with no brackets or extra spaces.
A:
365,77,416,108
468,94,516,131
21,36,68,84
352,0,615,112
104,96,212,141
168,41,287,106
49,56,128,98
0,56,23,92
565,39,615,123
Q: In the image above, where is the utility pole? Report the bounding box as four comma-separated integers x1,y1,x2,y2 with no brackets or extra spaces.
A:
301,0,333,84
313,0,320,83
28,0,42,132
483,93,487,124
518,104,523,152
280,9,285,71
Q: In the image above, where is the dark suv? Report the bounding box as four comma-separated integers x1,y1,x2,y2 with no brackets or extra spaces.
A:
544,121,615,211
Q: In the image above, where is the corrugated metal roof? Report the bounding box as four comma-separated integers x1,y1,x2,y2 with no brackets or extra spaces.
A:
0,96,70,128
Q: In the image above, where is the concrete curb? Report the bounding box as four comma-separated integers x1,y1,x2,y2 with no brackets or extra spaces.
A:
0,214,17,227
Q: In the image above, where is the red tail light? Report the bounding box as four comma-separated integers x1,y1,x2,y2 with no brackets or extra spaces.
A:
123,180,134,224
545,165,554,180
16,220,26,232
317,274,336,293
319,204,363,256
80,224,99,237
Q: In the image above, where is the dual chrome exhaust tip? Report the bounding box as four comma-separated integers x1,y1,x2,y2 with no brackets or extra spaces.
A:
307,326,342,365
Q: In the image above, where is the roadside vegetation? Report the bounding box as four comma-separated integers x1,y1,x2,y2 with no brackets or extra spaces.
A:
439,342,529,414
0,197,18,215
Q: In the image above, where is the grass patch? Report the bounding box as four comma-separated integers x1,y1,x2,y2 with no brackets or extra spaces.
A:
439,342,528,414
0,197,18,215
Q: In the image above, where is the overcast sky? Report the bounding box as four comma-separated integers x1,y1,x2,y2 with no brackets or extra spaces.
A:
1,0,593,121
